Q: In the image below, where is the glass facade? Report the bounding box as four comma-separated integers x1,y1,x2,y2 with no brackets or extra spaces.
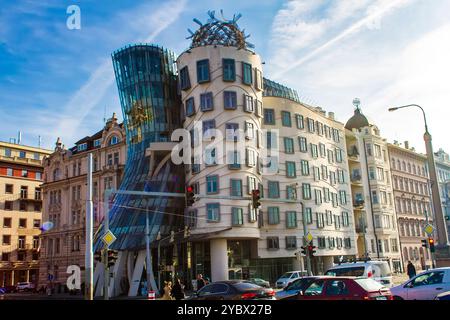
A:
95,44,184,251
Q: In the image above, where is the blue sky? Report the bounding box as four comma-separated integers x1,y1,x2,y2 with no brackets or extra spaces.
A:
0,0,449,153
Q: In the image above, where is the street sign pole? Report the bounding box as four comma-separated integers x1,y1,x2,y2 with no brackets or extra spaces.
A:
85,153,94,300
424,210,436,268
103,189,112,300
300,201,312,276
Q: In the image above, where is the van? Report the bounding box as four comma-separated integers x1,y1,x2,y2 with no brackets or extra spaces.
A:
325,261,393,287
275,271,308,289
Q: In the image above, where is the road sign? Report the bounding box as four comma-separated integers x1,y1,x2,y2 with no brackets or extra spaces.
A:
305,232,313,243
424,224,434,236
101,229,117,246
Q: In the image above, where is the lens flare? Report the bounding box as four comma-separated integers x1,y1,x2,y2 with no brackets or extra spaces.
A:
41,221,54,231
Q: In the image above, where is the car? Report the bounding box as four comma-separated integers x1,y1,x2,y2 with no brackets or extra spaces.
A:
187,280,276,300
295,276,393,300
391,267,450,300
249,278,270,288
275,271,308,289
325,260,393,287
276,276,328,300
435,291,450,300
16,282,35,292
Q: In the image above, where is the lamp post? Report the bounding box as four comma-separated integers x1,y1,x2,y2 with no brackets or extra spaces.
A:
389,104,449,253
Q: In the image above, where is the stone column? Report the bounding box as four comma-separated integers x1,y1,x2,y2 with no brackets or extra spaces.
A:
210,239,228,282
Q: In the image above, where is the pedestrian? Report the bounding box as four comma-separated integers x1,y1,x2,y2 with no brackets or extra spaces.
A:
196,274,206,291
171,278,185,300
161,281,173,300
407,261,416,279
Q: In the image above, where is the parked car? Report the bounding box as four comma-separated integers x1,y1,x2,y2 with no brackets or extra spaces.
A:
391,267,450,300
187,281,276,300
435,291,450,300
0,285,16,294
276,276,327,300
275,271,308,289
249,278,270,288
325,261,393,287
16,282,35,292
294,277,393,300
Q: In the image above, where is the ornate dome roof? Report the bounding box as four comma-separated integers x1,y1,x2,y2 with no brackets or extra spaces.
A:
187,10,254,49
345,98,370,130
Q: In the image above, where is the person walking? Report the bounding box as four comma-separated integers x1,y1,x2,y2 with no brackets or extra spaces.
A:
161,281,173,300
171,278,185,300
407,261,417,279
196,274,206,291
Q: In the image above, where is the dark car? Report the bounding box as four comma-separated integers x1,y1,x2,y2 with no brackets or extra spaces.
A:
295,277,393,300
188,281,276,300
0,285,16,294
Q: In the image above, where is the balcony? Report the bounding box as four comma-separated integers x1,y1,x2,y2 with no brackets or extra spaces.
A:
351,174,363,185
353,199,365,209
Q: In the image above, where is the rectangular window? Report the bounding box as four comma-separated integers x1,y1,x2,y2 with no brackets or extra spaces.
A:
298,137,308,152
342,212,349,226
286,211,297,228
6,168,13,176
318,237,326,249
223,91,237,110
372,191,379,204
313,166,320,181
243,94,254,113
286,236,297,250
5,184,13,194
206,175,219,194
180,66,191,90
266,131,277,149
225,123,239,142
310,144,318,158
222,59,235,81
207,203,220,222
315,189,322,205
185,97,195,116
286,161,296,178
302,183,311,200
316,212,325,228
202,119,216,139
19,151,26,158
339,190,347,205
301,160,310,176
247,176,257,194
242,62,253,85
267,237,279,250
281,111,292,127
4,148,11,157
305,208,313,224
230,179,243,197
197,59,210,83
268,181,280,198
295,114,304,129
245,121,255,140
232,207,244,226
264,109,275,125
307,118,315,132
200,92,214,111
248,204,257,223
228,151,241,170
205,147,217,166
335,148,343,163
268,207,280,224
284,137,294,154
3,217,11,228
319,143,326,158
2,235,11,245
321,165,328,180
255,68,263,90
286,185,297,200
255,100,263,118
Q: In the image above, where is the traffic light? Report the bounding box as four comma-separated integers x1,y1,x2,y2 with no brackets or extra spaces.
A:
421,239,428,248
186,185,197,206
428,238,435,253
300,246,307,256
308,245,317,257
251,189,261,209
107,249,118,268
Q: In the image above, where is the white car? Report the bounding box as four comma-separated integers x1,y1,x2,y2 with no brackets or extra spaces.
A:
16,282,35,292
325,260,393,287
275,271,308,289
391,267,450,300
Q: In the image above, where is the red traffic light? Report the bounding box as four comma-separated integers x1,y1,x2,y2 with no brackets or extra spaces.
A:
187,186,194,193
252,189,260,197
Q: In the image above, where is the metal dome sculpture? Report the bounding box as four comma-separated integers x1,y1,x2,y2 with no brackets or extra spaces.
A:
187,10,254,49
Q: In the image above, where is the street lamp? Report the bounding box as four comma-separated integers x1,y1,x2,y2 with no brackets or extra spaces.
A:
389,104,450,253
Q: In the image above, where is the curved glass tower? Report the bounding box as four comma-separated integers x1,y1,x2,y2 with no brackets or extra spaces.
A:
96,44,184,251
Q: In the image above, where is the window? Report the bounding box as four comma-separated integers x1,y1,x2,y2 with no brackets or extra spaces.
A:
300,160,310,176
255,68,263,90
286,211,297,228
94,139,101,147
295,114,304,129
286,185,297,200
1,253,9,262
284,137,294,154
109,136,120,145
335,148,343,163
242,62,252,85
3,235,11,245
22,170,28,177
264,109,275,125
304,280,325,296
205,147,217,166
285,161,296,178
203,119,216,139
4,200,13,210
19,201,27,211
5,184,13,194
305,208,313,224
185,97,195,116
266,131,277,149
245,121,255,140
77,143,87,152
245,148,257,167
4,148,11,157
230,179,243,197
232,207,244,226
318,237,326,249
268,181,280,198
342,212,349,226
33,219,41,228
113,152,119,165
3,218,11,228
286,236,297,249
196,59,210,83
200,92,214,111
223,91,237,109
267,237,279,250
298,137,307,152
307,118,315,133
207,203,220,222
206,175,219,194
18,236,26,249
36,172,42,180
281,111,291,127
268,207,280,224
186,210,197,228
315,189,322,205
243,94,254,112
6,168,13,176
180,66,191,90
302,183,311,200
225,123,239,141
310,144,318,158
222,59,235,81
19,151,26,158
228,151,241,170
372,191,379,204
339,191,347,205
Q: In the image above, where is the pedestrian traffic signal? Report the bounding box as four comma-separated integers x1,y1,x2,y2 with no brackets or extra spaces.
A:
251,189,261,209
308,245,317,257
421,239,428,248
300,246,307,256
428,238,435,253
107,249,118,268
186,185,197,206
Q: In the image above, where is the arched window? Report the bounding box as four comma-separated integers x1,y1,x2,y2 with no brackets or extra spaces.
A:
108,135,120,146
391,158,396,169
53,168,60,181
413,164,417,175
413,248,419,261
407,163,411,173
402,161,406,171
397,160,401,169
409,248,414,261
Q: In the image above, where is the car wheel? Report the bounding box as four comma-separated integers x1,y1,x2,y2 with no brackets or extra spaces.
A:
393,296,403,300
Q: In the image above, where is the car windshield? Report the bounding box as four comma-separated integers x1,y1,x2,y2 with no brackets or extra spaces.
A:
286,279,308,291
325,266,365,277
279,272,294,279
355,278,385,291
233,282,262,290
